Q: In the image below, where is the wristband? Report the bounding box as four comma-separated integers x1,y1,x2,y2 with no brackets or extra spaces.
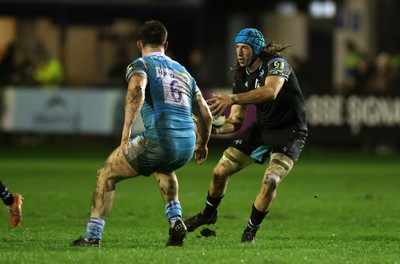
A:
229,94,239,104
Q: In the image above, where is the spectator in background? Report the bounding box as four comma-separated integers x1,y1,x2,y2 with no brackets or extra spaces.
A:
342,53,374,96
108,48,132,87
367,52,395,95
288,55,312,96
389,52,400,71
0,42,18,86
34,47,64,89
388,52,400,95
14,55,36,86
187,48,209,89
344,40,361,77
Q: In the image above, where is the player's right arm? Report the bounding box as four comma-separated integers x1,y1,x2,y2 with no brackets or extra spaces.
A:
213,104,246,134
121,73,147,144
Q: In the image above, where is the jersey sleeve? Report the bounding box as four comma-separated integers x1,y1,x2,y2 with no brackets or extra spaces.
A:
266,57,292,81
125,58,148,82
190,77,203,100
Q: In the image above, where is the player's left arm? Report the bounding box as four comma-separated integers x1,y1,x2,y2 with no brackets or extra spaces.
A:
207,76,285,117
235,75,285,104
120,73,147,144
192,89,213,165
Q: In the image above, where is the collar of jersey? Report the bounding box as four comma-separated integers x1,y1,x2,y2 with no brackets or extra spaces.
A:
245,63,262,75
145,51,165,57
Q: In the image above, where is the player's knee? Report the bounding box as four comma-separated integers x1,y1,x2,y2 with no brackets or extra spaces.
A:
212,164,229,184
263,174,280,190
262,154,293,190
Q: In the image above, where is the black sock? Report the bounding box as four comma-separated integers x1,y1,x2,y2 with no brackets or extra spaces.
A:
246,204,269,233
0,180,14,206
203,192,223,217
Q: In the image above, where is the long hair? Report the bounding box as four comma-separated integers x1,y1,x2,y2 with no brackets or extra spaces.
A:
230,42,290,79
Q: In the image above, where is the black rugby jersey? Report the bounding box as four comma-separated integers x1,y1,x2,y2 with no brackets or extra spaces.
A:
233,55,308,133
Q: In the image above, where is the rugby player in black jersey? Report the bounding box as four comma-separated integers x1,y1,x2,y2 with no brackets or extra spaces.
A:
184,27,308,243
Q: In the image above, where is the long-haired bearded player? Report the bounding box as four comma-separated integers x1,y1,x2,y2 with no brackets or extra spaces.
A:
184,27,308,243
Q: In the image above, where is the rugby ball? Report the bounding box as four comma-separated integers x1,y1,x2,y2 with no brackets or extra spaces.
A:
212,115,226,128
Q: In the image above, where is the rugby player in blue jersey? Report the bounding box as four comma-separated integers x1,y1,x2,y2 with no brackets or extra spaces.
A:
184,28,308,243
72,20,212,247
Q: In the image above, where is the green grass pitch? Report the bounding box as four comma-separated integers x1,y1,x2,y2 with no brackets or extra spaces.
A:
0,143,399,264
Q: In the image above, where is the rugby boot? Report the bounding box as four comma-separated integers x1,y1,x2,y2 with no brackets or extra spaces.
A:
166,218,187,246
8,193,23,228
184,211,218,232
71,237,101,247
241,227,256,243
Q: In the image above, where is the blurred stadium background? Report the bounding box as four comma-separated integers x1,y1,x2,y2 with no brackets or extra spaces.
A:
1,0,400,152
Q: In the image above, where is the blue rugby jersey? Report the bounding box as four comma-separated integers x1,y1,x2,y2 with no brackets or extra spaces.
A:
125,52,199,139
